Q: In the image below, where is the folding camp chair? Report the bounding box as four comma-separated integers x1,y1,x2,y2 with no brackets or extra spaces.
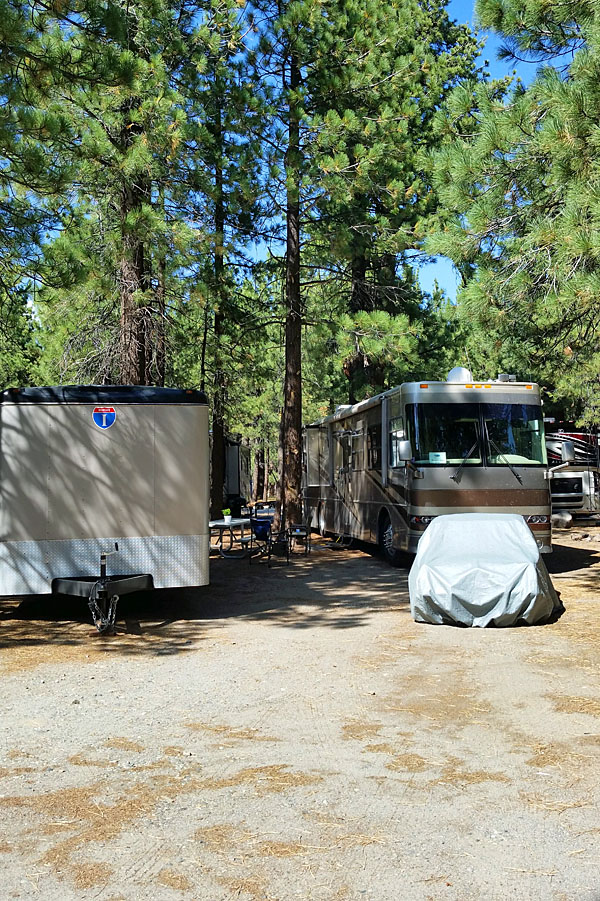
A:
249,516,290,567
288,522,311,555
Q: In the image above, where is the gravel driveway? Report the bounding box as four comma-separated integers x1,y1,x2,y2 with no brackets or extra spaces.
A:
1,529,599,900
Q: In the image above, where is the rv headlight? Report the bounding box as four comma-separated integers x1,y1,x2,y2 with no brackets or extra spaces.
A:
526,515,549,524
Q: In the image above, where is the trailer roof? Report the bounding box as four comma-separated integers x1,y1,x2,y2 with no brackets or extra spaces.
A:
0,385,208,404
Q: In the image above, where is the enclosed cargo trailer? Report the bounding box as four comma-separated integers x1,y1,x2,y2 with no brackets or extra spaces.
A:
0,385,209,628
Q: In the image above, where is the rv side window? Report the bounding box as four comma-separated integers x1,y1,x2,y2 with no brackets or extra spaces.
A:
319,429,330,485
307,429,321,486
308,427,331,486
367,424,382,471
352,422,364,471
389,416,405,468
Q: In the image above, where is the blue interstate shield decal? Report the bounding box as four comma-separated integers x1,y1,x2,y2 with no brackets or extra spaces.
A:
92,406,116,429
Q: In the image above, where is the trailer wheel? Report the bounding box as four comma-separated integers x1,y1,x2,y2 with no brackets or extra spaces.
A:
379,512,405,567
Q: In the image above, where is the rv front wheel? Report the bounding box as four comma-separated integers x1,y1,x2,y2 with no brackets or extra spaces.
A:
379,512,404,567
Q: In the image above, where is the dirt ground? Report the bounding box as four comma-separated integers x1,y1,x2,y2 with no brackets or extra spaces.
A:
1,524,600,901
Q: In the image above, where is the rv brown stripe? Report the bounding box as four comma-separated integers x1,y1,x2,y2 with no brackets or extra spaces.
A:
363,470,407,503
410,489,549,507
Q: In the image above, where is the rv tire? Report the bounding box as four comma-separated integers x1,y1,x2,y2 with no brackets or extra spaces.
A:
379,512,405,567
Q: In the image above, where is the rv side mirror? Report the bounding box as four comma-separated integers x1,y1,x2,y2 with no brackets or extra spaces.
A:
561,440,575,463
397,439,413,462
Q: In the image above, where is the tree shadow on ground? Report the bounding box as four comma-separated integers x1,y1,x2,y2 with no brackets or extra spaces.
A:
546,539,600,574
0,542,411,660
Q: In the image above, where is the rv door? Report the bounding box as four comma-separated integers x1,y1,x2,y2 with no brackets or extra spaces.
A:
333,427,352,535
388,394,409,520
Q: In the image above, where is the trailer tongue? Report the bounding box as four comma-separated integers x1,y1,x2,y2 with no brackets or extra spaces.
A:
50,544,153,633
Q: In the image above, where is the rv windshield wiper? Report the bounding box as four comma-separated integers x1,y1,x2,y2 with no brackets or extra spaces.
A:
450,441,479,484
485,428,523,484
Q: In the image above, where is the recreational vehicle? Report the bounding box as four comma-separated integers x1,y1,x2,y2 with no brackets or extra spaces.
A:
0,385,209,629
225,439,252,511
545,421,600,516
304,370,553,562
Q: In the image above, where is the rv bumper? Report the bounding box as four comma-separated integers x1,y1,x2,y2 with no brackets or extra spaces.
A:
407,518,551,554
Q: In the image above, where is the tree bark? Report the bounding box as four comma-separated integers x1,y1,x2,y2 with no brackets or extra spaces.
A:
119,204,149,384
209,87,227,520
253,440,265,503
263,443,270,502
209,321,226,520
118,81,151,384
350,249,369,313
279,50,303,528
345,244,370,403
155,253,166,387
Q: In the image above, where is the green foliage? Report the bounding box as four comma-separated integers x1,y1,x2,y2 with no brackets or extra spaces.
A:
0,0,482,491
428,0,600,419
310,0,480,260
18,0,263,387
0,289,39,388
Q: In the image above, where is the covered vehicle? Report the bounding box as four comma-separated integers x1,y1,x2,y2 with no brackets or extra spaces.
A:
409,513,560,627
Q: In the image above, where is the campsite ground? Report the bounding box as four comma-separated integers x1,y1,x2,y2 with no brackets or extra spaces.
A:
1,524,600,901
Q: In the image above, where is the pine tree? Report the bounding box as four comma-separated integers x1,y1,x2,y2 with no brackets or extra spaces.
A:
0,0,75,383
195,3,264,518
26,0,262,414
248,0,478,523
307,0,478,401
247,0,319,526
0,288,39,387
20,0,192,383
429,0,600,420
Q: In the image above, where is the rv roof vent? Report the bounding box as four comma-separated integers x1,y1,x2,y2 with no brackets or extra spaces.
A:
335,404,352,413
447,367,472,383
497,373,516,382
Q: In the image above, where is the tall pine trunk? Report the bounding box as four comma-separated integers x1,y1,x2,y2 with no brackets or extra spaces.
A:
117,57,151,386
119,180,150,385
264,444,270,502
346,242,369,403
253,440,265,503
209,86,227,519
155,253,166,387
279,51,303,527
210,310,226,520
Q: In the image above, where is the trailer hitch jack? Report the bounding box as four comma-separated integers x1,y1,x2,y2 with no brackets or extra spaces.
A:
52,544,153,636
88,544,120,634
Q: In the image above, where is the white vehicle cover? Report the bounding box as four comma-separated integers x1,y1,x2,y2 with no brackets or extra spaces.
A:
409,513,560,627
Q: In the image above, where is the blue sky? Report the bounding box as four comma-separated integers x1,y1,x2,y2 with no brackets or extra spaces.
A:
419,0,539,301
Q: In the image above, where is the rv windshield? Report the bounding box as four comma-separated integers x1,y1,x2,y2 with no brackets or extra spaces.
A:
483,403,547,465
408,403,482,465
407,402,547,466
